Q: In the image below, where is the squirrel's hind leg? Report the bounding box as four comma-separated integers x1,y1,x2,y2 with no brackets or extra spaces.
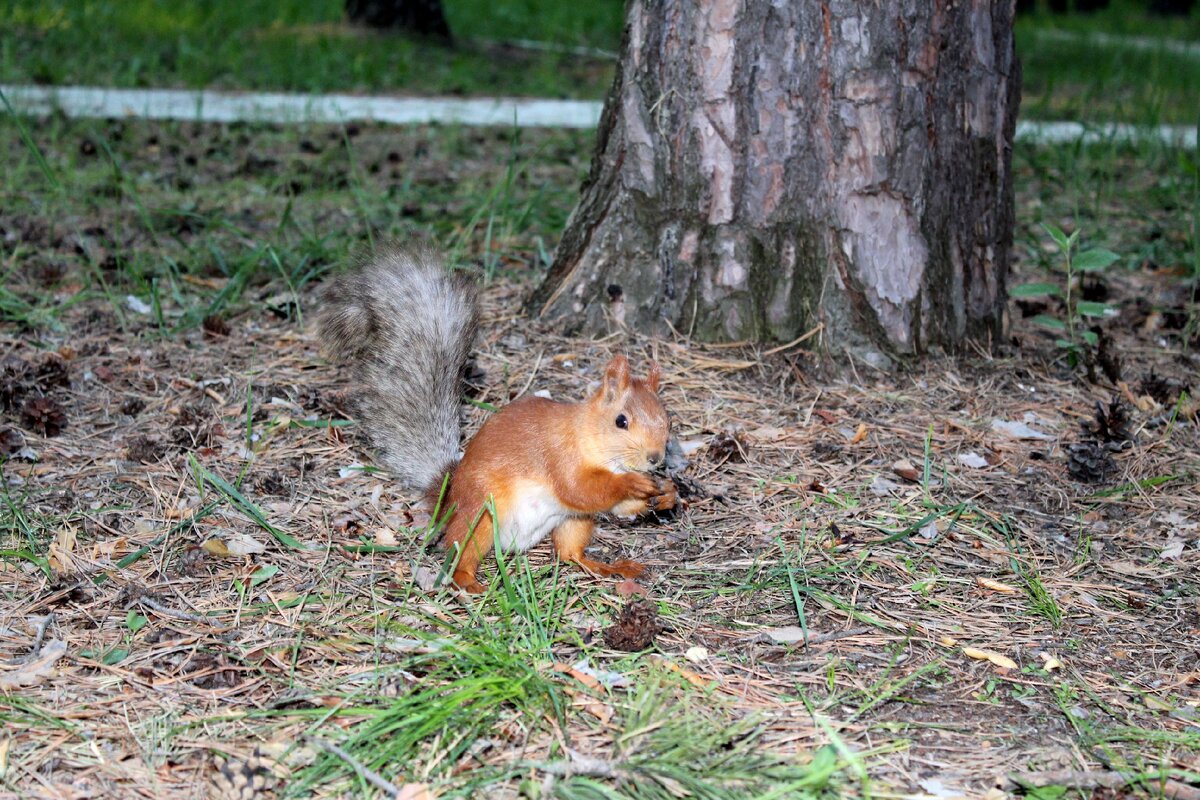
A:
552,518,646,581
443,507,494,594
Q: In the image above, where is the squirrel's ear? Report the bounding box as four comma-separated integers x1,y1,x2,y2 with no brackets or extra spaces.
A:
601,354,631,403
644,361,662,392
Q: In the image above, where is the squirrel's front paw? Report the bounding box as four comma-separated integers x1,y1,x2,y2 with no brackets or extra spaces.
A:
649,478,677,512
621,472,660,501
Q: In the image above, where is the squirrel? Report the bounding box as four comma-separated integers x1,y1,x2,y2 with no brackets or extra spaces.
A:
317,245,677,594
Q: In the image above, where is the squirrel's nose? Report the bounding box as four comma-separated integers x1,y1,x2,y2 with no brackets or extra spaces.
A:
648,451,663,466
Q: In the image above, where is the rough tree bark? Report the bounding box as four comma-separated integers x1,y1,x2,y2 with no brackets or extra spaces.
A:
345,0,452,41
528,1,1020,359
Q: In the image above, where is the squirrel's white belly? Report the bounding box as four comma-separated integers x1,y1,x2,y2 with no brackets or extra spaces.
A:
497,481,572,552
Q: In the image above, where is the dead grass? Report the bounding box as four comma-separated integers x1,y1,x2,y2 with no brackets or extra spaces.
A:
0,115,1198,799
0,261,1197,797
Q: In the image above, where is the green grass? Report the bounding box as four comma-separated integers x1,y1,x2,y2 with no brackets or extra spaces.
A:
4,0,1200,125
0,0,621,99
226,558,848,798
0,111,590,331
1015,0,1200,125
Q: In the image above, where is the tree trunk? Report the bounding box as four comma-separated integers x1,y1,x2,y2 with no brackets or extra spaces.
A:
345,0,452,41
529,1,1020,359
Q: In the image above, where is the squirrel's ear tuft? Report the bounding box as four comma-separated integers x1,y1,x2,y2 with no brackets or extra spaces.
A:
601,354,631,403
644,361,662,392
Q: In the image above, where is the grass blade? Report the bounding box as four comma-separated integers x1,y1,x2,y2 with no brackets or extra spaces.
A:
190,456,306,550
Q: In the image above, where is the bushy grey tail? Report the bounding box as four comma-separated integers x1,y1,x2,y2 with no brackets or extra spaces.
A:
317,245,478,491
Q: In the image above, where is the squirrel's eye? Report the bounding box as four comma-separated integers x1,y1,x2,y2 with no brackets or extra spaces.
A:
615,414,629,429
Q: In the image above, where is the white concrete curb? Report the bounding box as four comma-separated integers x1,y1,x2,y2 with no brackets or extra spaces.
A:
1029,28,1200,60
2,84,1196,147
1015,120,1196,148
0,84,603,129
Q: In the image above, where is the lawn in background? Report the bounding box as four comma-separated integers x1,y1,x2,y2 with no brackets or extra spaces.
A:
3,0,1200,123
0,0,624,99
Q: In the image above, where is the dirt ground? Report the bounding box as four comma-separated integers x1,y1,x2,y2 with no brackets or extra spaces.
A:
0,118,1198,799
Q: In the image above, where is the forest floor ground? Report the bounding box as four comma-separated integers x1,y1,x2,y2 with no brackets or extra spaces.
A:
0,110,1197,799
2,5,1200,795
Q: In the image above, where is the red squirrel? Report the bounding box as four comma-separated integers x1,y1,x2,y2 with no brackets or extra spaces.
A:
317,246,677,593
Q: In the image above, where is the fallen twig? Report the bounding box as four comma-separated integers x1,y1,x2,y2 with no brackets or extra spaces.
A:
30,613,54,657
307,736,405,798
132,595,217,626
0,639,67,690
1006,769,1200,800
536,748,624,779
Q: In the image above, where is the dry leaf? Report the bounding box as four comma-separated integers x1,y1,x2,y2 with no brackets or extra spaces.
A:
685,646,709,663
649,655,715,689
958,452,989,468
551,661,601,690
397,783,435,800
1160,539,1185,560
373,527,399,547
962,646,1018,670
892,459,919,482
991,419,1054,441
165,504,199,521
566,658,627,688
0,639,68,690
615,579,648,598
224,532,267,556
573,696,614,724
412,566,440,592
92,536,130,559
850,423,868,444
200,538,232,557
1039,653,1063,671
977,577,1018,594
48,527,78,574
757,626,810,645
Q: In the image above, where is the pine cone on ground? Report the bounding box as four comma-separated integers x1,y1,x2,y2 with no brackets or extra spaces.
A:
210,752,274,800
1066,441,1119,483
20,397,67,437
0,427,24,456
34,355,70,389
0,359,31,411
1138,371,1190,406
1086,398,1132,443
603,598,662,652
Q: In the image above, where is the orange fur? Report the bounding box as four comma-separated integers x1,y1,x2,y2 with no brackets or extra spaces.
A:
435,354,675,593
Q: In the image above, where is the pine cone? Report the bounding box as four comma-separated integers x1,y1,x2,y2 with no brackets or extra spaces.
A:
1138,371,1190,406
0,427,24,456
20,397,67,437
1066,441,1119,483
1086,398,1132,443
202,314,231,337
34,355,70,389
210,752,274,800
708,430,747,463
603,598,662,652
0,358,32,411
